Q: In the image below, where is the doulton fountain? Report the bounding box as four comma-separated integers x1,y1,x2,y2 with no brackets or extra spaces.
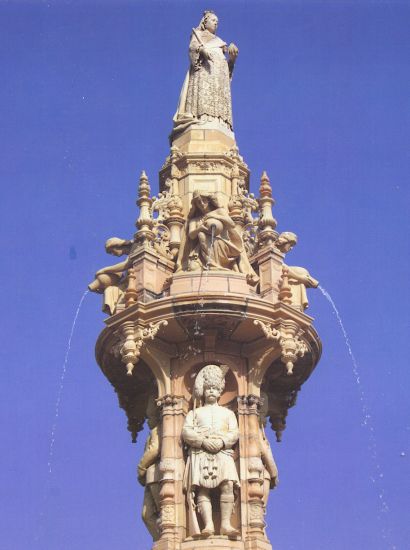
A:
89,10,321,550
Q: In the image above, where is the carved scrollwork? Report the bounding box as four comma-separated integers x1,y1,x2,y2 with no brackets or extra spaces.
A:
253,319,281,341
242,222,259,258
120,320,168,376
152,223,173,260
152,181,172,223
253,319,308,375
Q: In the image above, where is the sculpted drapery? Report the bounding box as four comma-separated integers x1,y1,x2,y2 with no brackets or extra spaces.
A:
182,405,240,491
176,191,259,285
172,11,238,137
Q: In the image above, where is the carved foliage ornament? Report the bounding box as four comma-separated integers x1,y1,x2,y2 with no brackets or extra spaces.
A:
253,319,308,375
120,320,168,376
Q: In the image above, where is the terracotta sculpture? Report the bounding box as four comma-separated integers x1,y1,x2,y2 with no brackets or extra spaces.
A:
176,190,259,284
275,232,298,254
259,393,279,509
88,237,132,314
90,12,323,548
172,10,238,137
182,364,239,537
275,232,319,310
138,398,161,541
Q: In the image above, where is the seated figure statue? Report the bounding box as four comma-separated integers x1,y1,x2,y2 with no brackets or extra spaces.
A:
176,190,258,284
275,232,319,310
182,364,240,538
88,237,133,315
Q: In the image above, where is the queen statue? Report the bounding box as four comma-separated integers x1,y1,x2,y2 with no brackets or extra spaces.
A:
171,11,239,139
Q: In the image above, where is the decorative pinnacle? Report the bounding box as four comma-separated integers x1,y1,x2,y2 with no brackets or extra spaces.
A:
137,170,150,200
258,171,277,242
259,171,272,197
135,170,154,242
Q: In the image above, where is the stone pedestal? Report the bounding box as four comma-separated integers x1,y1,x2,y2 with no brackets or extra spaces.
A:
170,272,251,296
252,247,284,303
181,537,245,549
92,122,321,550
172,124,236,154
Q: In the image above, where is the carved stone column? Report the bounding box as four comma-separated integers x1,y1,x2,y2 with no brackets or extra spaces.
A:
251,246,284,303
238,395,271,549
129,246,175,299
154,395,189,550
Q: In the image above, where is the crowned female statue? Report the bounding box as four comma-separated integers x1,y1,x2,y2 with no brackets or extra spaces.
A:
182,364,240,538
171,11,239,139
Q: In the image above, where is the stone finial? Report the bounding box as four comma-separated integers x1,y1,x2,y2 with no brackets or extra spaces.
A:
259,171,272,197
258,171,277,246
253,318,308,376
279,323,308,376
135,170,154,244
120,320,168,376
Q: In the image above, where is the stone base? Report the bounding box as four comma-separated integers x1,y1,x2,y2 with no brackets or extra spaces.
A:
152,538,180,550
153,536,272,550
172,124,235,154
243,537,272,550
181,536,244,549
170,271,250,296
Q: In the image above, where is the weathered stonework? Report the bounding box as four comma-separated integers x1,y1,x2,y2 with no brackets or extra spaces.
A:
89,10,321,550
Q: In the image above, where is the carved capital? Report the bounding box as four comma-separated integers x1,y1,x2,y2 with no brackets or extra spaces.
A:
125,268,138,307
237,394,264,415
157,395,188,416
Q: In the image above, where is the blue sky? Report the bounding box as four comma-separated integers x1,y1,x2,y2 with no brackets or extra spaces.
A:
1,1,409,549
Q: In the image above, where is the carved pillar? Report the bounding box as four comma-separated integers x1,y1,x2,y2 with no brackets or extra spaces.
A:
164,193,184,259
278,267,292,305
238,395,267,545
252,246,284,303
129,246,175,298
155,395,189,549
125,267,138,307
119,321,168,376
